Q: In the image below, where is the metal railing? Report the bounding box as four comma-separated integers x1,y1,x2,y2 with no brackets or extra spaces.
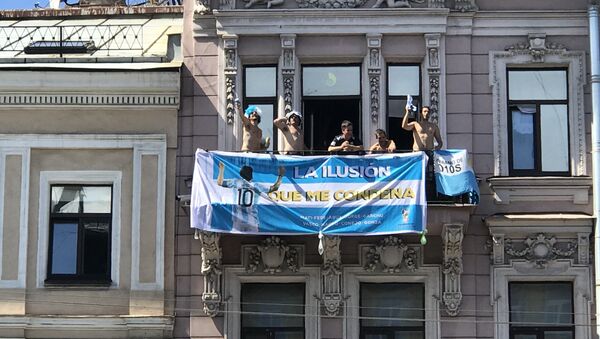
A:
0,24,144,53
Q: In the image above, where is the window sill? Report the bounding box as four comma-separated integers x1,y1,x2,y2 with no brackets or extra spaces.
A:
44,279,112,289
487,176,591,205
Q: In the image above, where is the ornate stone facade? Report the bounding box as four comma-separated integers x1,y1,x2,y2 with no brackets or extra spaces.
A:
425,33,441,124
281,35,297,114
246,236,300,274
363,236,418,273
442,224,463,316
223,36,238,125
505,234,577,269
198,231,222,317
367,34,382,123
319,236,343,316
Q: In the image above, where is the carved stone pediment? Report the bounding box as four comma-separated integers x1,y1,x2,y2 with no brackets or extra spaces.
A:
505,234,577,269
244,236,301,274
231,0,478,10
362,236,418,273
506,33,567,63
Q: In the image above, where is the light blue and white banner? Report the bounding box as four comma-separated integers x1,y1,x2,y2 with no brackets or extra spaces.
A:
433,149,479,198
191,149,427,235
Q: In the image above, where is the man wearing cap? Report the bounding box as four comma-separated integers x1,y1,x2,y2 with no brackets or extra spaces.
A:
274,110,305,155
236,99,270,152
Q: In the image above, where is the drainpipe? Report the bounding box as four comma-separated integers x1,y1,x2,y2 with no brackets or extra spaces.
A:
589,4,600,337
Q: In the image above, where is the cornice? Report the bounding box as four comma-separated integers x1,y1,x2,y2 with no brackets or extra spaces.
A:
205,8,450,36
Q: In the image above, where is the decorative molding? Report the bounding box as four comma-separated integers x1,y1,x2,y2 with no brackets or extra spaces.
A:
489,35,587,176
505,234,577,269
428,0,445,8
367,34,382,123
425,33,441,124
344,264,441,339
442,224,463,316
0,94,179,107
295,0,367,9
281,34,296,114
487,176,592,205
246,236,300,274
363,236,418,273
577,233,590,265
199,232,222,317
506,33,567,63
454,0,477,12
37,171,122,289
491,234,505,265
224,36,238,125
319,236,343,317
492,261,592,339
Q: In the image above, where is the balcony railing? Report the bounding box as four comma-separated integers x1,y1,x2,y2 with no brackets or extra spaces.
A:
0,24,144,54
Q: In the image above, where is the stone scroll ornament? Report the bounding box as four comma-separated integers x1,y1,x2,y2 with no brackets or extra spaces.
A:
442,225,463,316
505,234,577,269
197,231,222,317
246,236,299,274
318,236,344,316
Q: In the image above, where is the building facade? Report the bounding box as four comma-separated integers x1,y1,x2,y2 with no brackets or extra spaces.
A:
176,0,596,339
0,5,182,338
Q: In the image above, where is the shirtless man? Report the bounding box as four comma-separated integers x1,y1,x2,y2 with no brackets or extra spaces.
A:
402,105,443,151
274,110,305,155
236,99,270,152
369,129,396,153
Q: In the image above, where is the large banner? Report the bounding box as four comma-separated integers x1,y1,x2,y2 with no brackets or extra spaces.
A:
191,150,427,235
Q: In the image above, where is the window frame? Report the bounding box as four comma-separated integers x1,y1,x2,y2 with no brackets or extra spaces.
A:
223,266,320,339
46,184,113,285
37,171,122,288
344,264,441,339
506,68,570,176
489,45,586,177
386,63,422,151
359,282,425,339
508,281,575,339
243,64,279,152
240,282,306,339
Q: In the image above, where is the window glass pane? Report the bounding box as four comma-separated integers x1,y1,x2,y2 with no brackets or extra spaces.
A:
510,283,573,325
51,222,78,274
82,186,112,213
394,331,424,339
540,104,569,172
388,66,420,96
303,66,360,96
249,104,274,152
52,186,81,213
242,283,304,328
361,283,424,328
545,331,573,339
246,67,276,98
511,106,535,170
82,221,110,276
274,331,304,339
508,70,567,100
514,335,537,339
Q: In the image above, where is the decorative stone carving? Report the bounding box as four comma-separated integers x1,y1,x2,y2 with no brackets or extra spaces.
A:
425,33,441,124
223,36,238,125
491,234,505,265
194,0,211,14
246,236,299,274
506,33,567,63
364,236,417,273
454,0,477,11
442,224,463,316
505,234,577,269
199,231,222,317
428,0,445,8
296,0,367,9
367,34,382,123
243,0,285,9
577,233,590,265
320,236,343,316
281,35,296,114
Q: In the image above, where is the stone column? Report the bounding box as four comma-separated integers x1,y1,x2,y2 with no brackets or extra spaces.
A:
424,33,441,125
223,35,238,126
280,34,297,114
442,224,464,316
366,34,382,125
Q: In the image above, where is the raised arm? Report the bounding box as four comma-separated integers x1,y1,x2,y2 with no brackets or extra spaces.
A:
274,117,288,131
387,140,397,152
236,100,250,126
401,107,414,131
269,166,286,193
216,161,225,186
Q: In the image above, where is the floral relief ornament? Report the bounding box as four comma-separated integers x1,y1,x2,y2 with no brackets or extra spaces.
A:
505,233,577,269
364,236,417,273
247,236,299,274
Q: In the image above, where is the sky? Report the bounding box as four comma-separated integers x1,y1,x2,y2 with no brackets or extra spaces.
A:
0,0,50,10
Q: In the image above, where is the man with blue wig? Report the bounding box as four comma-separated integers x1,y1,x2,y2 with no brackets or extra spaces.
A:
235,98,270,152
